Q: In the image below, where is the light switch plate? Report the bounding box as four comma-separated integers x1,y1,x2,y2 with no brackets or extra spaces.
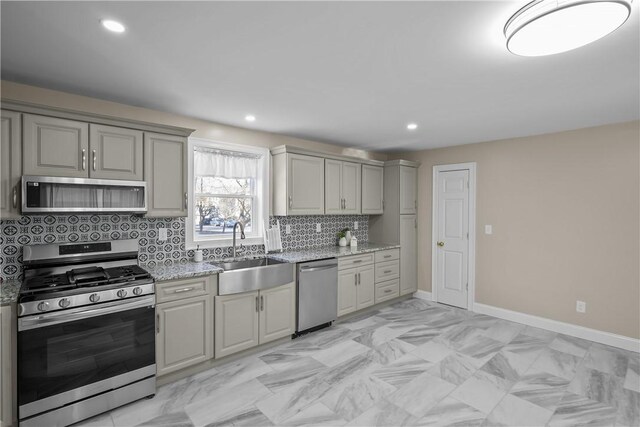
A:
485,225,493,235
576,300,586,313
285,224,291,234
354,221,358,230
316,223,321,233
158,228,168,241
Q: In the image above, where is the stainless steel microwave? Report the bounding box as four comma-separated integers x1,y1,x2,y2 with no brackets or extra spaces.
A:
22,176,147,214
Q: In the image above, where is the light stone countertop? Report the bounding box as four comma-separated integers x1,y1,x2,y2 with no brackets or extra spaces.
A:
141,261,224,282
0,279,22,306
266,242,400,264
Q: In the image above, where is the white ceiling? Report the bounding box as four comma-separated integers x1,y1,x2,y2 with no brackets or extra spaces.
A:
1,1,638,151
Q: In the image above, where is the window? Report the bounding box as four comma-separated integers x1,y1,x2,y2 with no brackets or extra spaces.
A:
187,138,269,249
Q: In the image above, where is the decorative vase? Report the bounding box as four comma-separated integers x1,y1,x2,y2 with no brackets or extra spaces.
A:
339,237,347,247
345,230,352,244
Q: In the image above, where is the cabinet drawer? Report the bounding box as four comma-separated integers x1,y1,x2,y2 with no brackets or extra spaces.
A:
156,276,212,303
375,260,399,283
338,253,374,270
375,249,399,263
375,279,399,303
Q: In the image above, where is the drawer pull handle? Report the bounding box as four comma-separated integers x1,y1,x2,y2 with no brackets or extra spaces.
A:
352,260,363,264
384,289,393,294
384,255,392,258
384,270,392,274
173,287,194,293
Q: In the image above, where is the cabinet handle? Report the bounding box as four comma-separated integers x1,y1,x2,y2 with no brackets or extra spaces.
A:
256,296,259,312
357,272,361,285
354,274,357,286
289,196,292,209
173,287,194,293
156,313,160,333
384,255,392,259
81,149,86,170
92,150,97,171
184,193,188,209
12,186,17,208
260,295,264,311
384,289,393,294
384,270,392,274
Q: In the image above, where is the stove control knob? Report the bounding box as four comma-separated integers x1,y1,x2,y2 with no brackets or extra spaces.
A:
117,289,128,298
37,302,49,312
89,293,100,303
58,298,70,308
133,287,143,296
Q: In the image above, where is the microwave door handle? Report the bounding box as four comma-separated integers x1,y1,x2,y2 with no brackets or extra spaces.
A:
18,296,155,331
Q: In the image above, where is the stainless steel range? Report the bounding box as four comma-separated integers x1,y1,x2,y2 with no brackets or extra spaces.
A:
17,239,156,427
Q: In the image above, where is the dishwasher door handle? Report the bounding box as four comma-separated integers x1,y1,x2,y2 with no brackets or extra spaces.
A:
299,265,337,273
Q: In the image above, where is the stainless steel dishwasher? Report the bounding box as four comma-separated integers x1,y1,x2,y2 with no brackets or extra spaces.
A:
296,258,338,334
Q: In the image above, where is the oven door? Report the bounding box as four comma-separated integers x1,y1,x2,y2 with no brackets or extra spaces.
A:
18,296,156,419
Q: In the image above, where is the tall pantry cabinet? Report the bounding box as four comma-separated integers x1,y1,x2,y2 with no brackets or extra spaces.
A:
369,160,419,295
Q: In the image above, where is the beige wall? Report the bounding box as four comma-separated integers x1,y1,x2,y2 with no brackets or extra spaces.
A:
1,81,384,161
392,121,640,339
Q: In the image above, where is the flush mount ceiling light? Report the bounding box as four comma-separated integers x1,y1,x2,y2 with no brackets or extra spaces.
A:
407,123,418,130
101,19,126,33
245,115,256,122
504,0,632,56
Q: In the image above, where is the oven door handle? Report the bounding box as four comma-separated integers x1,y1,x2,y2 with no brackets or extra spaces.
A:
19,296,156,331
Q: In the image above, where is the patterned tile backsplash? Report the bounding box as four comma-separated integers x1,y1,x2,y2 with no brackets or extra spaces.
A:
0,214,368,280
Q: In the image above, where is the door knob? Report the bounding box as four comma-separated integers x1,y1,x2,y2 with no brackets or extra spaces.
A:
437,241,445,247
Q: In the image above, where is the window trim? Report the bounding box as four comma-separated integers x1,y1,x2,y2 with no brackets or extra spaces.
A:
186,137,269,249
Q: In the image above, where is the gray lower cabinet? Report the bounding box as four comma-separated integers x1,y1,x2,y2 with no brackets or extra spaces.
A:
337,265,375,317
400,214,418,295
215,282,295,359
1,110,21,219
144,133,188,217
23,114,89,178
89,124,143,180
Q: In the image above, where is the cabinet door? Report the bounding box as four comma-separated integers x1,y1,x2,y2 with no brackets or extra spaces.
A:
400,214,418,295
361,165,384,214
23,114,89,177
337,268,357,317
89,124,143,180
156,295,213,376
356,266,375,310
1,110,21,219
342,161,361,214
399,166,417,214
324,159,343,215
288,153,324,215
259,283,296,344
215,292,259,358
144,133,187,217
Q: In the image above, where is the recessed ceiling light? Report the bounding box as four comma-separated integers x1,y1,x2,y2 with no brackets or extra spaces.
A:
504,0,631,56
101,19,126,33
245,115,256,122
407,123,418,130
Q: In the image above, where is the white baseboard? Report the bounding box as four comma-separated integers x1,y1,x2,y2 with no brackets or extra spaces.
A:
413,290,433,301
473,303,640,353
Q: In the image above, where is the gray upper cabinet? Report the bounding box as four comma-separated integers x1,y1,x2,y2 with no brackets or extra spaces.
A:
144,133,188,217
23,114,89,178
325,160,361,215
1,110,22,219
361,165,384,215
272,152,325,216
89,124,143,181
399,166,417,214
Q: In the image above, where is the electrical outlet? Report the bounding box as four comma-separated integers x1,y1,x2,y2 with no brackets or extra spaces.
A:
485,225,493,235
316,223,321,233
576,300,586,313
354,221,359,230
285,224,291,234
158,228,168,241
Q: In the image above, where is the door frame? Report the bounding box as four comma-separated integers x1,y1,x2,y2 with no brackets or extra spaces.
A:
431,162,477,310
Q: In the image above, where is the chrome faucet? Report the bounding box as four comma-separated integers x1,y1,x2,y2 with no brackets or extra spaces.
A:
232,222,246,258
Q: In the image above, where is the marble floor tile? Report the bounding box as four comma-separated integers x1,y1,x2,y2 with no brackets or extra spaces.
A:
76,412,115,427
547,392,617,427
338,315,386,332
485,393,553,427
567,365,625,409
321,373,396,421
510,371,570,411
396,325,442,346
366,338,415,365
522,325,558,342
353,325,412,348
501,332,550,362
387,372,457,418
255,376,332,424
322,353,379,386
616,387,639,427
417,396,486,426
309,339,370,367
370,353,433,387
346,401,418,427
412,339,454,363
454,335,505,367
479,350,534,384
282,402,347,426
211,406,273,427
549,334,592,358
257,356,327,392
624,355,640,393
529,347,582,380
137,411,194,427
583,342,630,378
427,352,478,386
480,321,525,344
450,371,509,414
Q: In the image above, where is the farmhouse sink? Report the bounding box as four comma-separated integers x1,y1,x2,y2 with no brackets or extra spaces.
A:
211,257,294,295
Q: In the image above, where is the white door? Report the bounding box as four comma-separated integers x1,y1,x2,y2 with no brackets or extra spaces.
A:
435,169,469,308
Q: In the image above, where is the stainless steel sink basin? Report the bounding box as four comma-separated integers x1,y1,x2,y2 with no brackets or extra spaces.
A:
212,258,294,295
